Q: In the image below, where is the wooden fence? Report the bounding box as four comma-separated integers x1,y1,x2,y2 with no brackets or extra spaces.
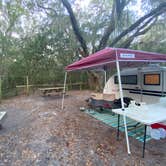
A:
0,75,88,101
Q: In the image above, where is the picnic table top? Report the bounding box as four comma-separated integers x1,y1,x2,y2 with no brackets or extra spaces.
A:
39,87,64,91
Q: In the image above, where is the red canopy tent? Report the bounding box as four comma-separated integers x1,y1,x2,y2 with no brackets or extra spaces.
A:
65,47,166,71
62,47,166,154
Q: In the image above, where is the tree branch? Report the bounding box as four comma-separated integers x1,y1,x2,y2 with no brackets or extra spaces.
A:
97,0,132,51
120,18,157,48
97,0,129,50
110,2,166,47
97,1,116,51
135,16,155,34
36,2,58,16
61,0,88,56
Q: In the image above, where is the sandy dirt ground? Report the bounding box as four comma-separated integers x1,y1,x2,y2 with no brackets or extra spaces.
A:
0,90,165,166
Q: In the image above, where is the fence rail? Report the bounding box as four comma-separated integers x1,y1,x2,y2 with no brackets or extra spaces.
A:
0,75,89,101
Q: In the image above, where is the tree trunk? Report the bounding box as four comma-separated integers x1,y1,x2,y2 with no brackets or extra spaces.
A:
87,71,104,92
61,0,89,56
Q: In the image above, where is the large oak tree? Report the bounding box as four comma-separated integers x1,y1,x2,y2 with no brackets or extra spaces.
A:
60,0,166,56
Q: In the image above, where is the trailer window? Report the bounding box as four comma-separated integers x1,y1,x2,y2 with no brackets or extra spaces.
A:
144,74,160,85
114,75,137,85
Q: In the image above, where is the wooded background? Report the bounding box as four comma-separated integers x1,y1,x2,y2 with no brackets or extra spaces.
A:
0,0,166,98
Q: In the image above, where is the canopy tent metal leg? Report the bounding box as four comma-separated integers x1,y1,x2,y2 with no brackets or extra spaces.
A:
104,70,107,85
116,51,131,154
61,72,68,110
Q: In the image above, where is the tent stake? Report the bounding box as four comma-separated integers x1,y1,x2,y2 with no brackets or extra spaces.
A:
116,50,131,154
61,72,68,110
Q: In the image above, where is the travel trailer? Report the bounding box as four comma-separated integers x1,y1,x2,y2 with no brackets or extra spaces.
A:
103,64,166,104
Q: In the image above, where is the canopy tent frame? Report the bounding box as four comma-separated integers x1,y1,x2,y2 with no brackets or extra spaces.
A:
115,49,131,154
61,72,68,109
62,47,166,155
61,57,131,154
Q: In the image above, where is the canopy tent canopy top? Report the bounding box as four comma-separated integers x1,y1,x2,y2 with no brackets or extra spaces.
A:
65,48,166,71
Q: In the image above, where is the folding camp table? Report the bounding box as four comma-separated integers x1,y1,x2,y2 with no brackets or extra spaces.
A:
112,104,166,157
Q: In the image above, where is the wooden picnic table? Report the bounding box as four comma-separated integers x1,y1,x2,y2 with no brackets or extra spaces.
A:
39,87,64,96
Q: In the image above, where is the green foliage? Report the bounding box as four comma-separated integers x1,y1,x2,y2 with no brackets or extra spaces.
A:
133,15,166,53
0,0,165,98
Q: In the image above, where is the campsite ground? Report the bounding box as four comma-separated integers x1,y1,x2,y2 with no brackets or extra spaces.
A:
0,90,165,166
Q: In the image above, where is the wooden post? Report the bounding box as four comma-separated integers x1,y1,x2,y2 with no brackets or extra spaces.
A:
0,76,2,103
26,76,29,95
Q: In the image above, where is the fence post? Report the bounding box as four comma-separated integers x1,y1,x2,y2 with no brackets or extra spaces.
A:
26,76,29,95
0,76,2,103
69,75,72,90
80,83,82,90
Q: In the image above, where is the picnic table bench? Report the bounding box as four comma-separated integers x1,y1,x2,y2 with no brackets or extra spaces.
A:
39,87,64,96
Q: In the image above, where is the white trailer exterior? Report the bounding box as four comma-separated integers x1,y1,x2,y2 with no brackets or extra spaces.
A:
104,65,166,104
